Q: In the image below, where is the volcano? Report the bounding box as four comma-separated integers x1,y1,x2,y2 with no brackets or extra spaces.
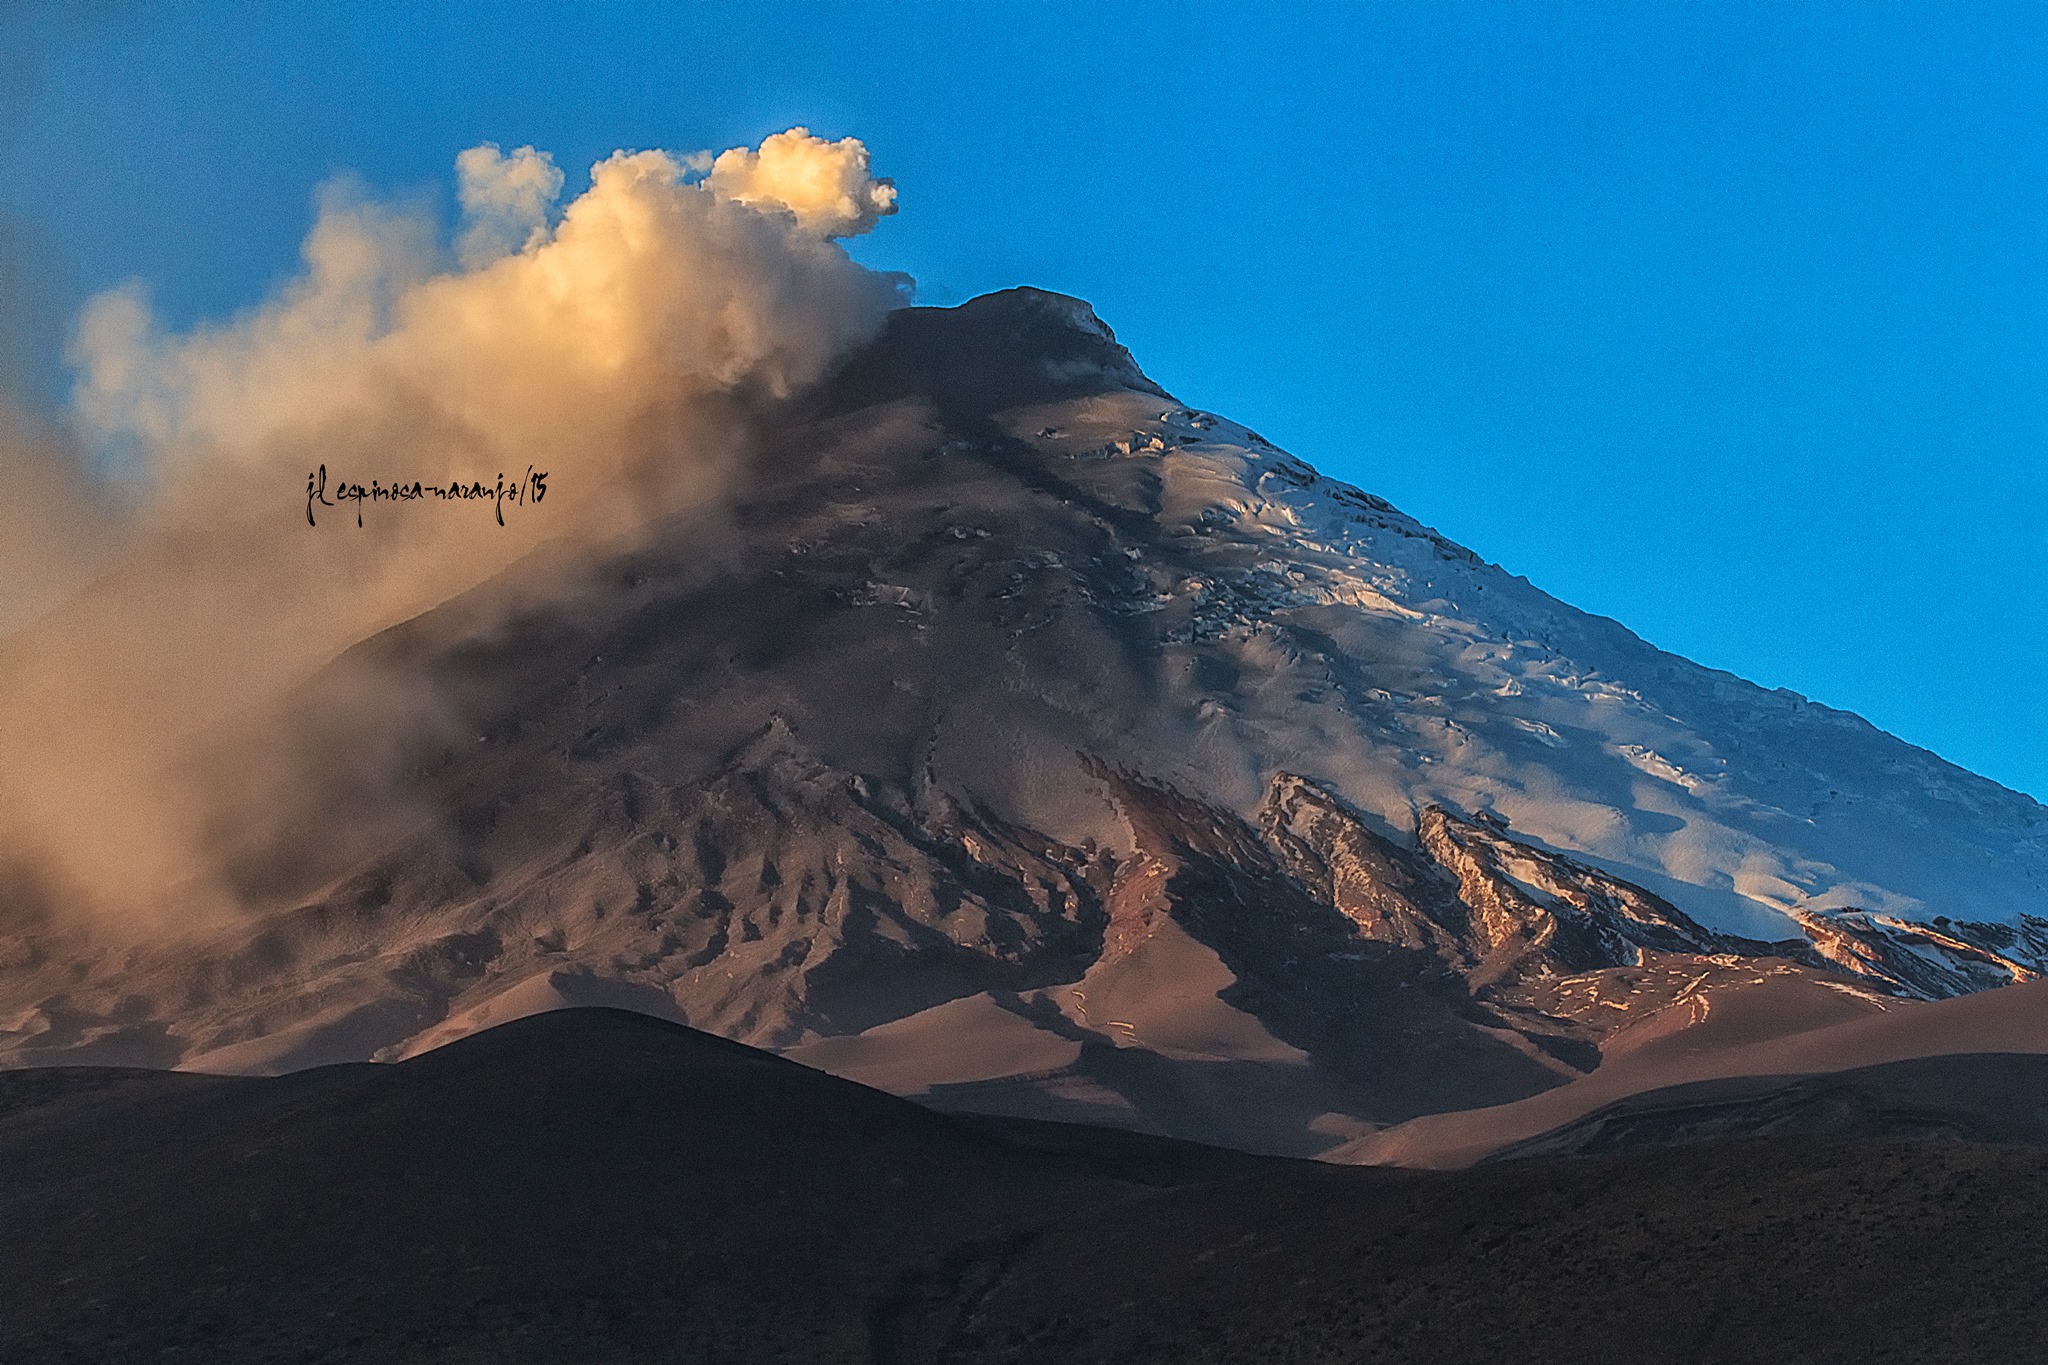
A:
5,287,2046,1160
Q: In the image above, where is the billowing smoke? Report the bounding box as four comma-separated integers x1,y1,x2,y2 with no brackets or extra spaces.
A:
0,411,117,636
706,126,899,238
71,130,902,492
0,128,908,935
454,143,566,268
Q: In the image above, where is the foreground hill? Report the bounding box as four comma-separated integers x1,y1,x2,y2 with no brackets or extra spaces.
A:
4,288,2047,1157
3,1008,2046,1364
0,1009,1191,1363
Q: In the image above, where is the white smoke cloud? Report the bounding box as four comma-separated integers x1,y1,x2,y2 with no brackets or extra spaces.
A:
455,143,566,269
0,406,116,635
708,126,899,239
1,127,909,932
72,135,901,488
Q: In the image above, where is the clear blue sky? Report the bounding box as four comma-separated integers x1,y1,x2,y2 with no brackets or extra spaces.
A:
3,1,2045,798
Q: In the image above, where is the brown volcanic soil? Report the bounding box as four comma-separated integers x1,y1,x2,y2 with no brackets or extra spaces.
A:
1488,1052,2048,1160
6,1008,2048,1364
1344,974,2048,1167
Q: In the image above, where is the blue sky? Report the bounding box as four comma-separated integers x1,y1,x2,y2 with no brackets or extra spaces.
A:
3,0,2046,797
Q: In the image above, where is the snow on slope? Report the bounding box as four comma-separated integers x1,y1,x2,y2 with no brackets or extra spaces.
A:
1000,385,2048,941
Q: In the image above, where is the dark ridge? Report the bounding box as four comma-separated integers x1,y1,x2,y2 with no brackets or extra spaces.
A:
944,1110,1309,1187
799,286,1170,425
0,1008,1266,1364
938,1134,2048,1365
0,1064,234,1123
5,1009,2048,1362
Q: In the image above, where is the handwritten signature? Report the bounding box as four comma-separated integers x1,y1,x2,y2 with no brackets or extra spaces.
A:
306,464,549,528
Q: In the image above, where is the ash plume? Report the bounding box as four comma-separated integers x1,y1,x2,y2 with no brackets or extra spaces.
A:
0,127,909,935
706,126,899,238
